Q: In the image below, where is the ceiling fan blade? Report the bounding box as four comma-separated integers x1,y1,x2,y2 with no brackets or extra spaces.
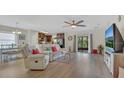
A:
63,25,71,27
64,21,72,25
75,20,84,25
76,25,86,27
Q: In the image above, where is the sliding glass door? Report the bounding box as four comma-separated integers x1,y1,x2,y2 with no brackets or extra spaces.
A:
78,36,88,51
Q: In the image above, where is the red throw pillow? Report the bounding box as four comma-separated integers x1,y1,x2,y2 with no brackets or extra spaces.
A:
36,48,40,54
51,46,57,52
32,49,40,54
32,49,36,54
92,49,98,54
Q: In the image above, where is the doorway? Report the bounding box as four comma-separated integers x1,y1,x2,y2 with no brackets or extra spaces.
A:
78,36,88,52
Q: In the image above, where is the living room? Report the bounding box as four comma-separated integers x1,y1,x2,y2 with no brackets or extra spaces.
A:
0,15,124,78
1,0,124,93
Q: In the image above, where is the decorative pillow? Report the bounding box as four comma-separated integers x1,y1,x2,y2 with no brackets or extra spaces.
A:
32,48,40,54
36,48,40,54
51,46,57,52
32,49,36,54
35,45,42,53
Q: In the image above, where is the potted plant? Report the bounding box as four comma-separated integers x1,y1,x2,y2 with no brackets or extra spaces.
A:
97,44,104,54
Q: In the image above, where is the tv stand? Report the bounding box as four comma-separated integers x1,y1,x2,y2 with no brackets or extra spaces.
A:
104,51,114,76
104,50,124,77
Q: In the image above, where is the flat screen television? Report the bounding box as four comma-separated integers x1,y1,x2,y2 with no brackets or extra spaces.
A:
105,25,114,52
105,23,124,53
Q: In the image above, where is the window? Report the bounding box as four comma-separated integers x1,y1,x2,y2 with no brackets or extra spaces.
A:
0,33,16,45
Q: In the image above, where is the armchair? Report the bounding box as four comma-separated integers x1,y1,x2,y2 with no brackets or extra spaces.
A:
21,45,49,70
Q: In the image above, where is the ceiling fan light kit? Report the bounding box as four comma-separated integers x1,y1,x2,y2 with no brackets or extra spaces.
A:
71,25,77,28
64,19,86,28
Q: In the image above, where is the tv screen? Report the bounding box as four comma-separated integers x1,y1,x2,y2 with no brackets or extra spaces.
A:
105,23,124,53
105,25,114,52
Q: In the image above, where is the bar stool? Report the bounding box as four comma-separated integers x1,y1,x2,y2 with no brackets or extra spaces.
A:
64,52,71,64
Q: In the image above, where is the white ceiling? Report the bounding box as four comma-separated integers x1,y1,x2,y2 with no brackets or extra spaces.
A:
0,15,118,33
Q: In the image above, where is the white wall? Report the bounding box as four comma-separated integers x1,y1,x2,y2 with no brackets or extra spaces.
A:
64,18,124,52
65,30,93,52
115,16,124,39
26,30,38,46
89,16,124,50
1,15,124,50
65,32,75,52
92,28,105,49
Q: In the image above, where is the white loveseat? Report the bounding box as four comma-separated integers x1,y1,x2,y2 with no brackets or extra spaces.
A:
36,44,65,62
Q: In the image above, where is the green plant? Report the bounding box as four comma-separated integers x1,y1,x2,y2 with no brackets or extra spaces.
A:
97,44,104,54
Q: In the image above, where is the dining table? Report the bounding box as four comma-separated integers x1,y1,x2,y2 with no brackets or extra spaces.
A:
0,47,22,62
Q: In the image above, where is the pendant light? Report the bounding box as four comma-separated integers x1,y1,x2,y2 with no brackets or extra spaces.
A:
12,22,22,34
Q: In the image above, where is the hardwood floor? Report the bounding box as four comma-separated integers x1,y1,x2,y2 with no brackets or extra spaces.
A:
0,53,113,78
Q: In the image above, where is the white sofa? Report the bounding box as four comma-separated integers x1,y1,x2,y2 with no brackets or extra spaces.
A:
36,44,65,62
21,45,49,70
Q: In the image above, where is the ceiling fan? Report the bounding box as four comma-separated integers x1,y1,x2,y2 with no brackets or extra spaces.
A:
64,20,86,28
